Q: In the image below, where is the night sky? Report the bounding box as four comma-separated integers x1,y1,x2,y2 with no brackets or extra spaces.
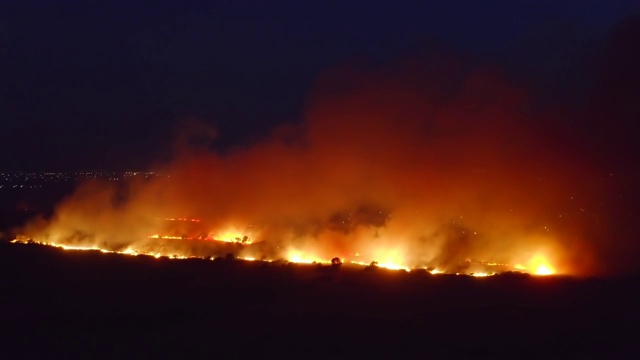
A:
0,0,638,171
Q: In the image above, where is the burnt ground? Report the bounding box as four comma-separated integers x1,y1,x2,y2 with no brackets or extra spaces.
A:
0,241,639,359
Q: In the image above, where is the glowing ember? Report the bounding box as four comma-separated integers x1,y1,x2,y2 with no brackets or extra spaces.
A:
470,272,493,277
160,217,201,222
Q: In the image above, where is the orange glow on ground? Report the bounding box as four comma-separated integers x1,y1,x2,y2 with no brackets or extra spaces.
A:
11,237,562,277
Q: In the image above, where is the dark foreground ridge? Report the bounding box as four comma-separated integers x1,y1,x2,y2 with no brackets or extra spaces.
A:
1,241,639,359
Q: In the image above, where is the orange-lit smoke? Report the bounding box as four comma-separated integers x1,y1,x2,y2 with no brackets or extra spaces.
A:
19,59,616,276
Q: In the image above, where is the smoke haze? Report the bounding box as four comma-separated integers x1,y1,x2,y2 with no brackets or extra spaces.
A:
19,51,637,276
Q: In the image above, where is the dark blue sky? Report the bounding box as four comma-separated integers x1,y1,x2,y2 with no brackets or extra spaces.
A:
0,0,638,170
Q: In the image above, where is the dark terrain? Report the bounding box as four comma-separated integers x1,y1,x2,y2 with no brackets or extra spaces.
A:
1,241,639,359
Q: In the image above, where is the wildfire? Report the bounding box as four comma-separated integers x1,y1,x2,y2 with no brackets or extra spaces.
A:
148,234,182,240
9,235,560,277
514,254,557,276
149,218,253,244
534,264,554,276
470,272,492,277
287,250,329,264
9,60,605,279
211,230,252,244
159,217,201,222
350,260,411,271
531,255,555,275
146,233,253,244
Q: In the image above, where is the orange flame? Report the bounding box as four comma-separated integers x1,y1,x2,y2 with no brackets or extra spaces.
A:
10,236,562,276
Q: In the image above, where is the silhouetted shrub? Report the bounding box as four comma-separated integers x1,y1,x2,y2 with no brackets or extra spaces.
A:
331,257,342,267
365,261,378,271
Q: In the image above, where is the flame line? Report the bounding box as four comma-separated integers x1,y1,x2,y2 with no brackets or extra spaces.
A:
9,238,552,276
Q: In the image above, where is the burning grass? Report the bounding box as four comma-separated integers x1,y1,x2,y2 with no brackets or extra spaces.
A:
9,233,556,277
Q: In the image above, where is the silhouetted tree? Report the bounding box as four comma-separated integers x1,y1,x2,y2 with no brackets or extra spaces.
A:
331,257,342,267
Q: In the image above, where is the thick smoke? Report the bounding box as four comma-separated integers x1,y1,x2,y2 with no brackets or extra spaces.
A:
20,55,628,276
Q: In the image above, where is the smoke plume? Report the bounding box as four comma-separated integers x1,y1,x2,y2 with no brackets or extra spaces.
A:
19,55,632,276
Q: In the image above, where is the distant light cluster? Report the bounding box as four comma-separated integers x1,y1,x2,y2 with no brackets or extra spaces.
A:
0,171,161,190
